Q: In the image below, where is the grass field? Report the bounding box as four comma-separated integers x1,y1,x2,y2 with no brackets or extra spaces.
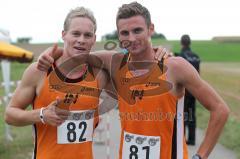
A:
197,62,240,159
152,39,240,62
0,40,240,159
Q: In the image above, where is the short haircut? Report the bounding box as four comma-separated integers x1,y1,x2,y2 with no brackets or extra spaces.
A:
64,7,97,32
116,2,151,28
181,34,191,46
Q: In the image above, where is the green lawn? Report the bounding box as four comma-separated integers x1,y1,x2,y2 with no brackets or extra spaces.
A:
152,39,240,62
0,111,33,159
0,40,240,158
197,62,240,159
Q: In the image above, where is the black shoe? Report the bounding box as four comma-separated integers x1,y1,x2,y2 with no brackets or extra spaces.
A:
187,140,195,145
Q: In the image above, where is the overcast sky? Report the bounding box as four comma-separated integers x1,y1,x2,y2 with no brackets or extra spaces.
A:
0,0,240,43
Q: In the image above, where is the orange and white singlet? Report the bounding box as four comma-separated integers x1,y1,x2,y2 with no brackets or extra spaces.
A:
32,64,100,159
115,54,188,159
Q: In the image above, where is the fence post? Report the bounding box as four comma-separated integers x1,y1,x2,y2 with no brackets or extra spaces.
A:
1,60,13,141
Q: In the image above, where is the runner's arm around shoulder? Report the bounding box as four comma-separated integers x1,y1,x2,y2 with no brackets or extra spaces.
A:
169,57,230,159
4,63,44,126
95,68,117,100
90,50,123,74
95,68,118,115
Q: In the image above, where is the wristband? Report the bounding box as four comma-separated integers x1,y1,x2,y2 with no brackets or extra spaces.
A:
40,107,46,124
192,154,202,159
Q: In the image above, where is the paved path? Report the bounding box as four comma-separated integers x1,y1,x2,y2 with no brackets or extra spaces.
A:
93,109,237,159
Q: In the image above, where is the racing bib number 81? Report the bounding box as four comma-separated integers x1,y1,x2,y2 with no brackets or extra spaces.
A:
122,131,161,159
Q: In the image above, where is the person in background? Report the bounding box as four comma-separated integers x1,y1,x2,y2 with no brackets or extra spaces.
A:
179,34,200,146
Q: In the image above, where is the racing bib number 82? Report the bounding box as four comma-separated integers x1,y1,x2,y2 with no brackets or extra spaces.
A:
57,110,94,144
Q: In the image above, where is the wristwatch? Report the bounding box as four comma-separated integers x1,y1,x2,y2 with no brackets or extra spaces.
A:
192,154,202,159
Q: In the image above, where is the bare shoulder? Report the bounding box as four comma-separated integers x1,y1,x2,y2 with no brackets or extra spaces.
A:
166,56,188,68
165,56,198,83
21,62,46,86
165,57,186,75
23,62,45,77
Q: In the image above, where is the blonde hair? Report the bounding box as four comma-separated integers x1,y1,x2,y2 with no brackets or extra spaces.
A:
64,7,97,32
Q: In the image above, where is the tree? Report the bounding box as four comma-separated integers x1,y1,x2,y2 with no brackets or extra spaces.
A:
151,32,166,40
102,30,118,40
102,30,166,40
17,37,32,44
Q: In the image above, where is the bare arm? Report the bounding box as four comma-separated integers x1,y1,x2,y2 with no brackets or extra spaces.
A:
37,45,172,74
5,63,43,126
94,68,118,115
37,44,119,74
4,63,69,126
90,50,120,73
80,47,173,75
94,67,117,99
169,57,230,159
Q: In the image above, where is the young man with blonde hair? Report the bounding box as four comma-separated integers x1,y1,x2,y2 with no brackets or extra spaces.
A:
5,7,108,159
